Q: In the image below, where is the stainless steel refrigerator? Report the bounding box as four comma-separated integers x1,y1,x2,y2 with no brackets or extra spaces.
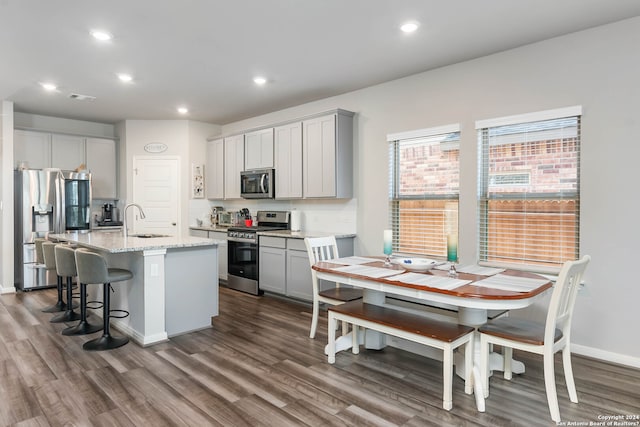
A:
14,169,92,290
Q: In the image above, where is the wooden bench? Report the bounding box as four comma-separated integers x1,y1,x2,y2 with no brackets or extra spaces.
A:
327,301,475,410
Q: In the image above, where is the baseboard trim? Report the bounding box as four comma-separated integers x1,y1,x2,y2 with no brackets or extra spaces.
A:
0,286,16,294
572,344,640,369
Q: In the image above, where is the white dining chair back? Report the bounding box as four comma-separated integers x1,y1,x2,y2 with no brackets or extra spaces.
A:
304,236,362,339
479,255,590,423
306,236,340,265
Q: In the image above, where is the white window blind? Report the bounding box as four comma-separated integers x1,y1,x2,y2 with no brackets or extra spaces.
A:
388,125,460,258
476,107,581,272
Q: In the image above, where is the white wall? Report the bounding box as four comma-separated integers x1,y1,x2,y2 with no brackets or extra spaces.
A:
0,101,15,293
220,17,640,366
118,120,220,236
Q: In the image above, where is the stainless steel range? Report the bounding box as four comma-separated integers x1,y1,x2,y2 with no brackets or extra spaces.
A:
227,210,290,295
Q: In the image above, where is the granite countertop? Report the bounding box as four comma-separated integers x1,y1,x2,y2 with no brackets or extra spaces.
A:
258,230,356,239
49,231,220,254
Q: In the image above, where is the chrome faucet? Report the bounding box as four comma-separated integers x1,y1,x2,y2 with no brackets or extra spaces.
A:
123,203,146,236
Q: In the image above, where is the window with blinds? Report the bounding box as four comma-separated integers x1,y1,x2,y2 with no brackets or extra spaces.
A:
388,125,460,258
476,106,581,272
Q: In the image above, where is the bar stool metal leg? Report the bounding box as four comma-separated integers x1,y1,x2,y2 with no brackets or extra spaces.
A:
50,276,81,323
83,283,129,351
42,275,67,313
62,282,103,335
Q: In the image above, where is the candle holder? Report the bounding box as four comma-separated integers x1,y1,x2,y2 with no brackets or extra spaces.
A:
448,262,458,278
383,229,393,266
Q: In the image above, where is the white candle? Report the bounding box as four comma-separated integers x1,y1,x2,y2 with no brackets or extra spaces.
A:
383,229,393,255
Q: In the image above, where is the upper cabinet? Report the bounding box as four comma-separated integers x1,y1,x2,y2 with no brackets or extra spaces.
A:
51,134,85,171
274,122,303,199
13,129,118,199
86,138,117,199
302,110,353,198
244,128,274,170
14,130,51,170
205,108,354,201
206,138,225,200
224,134,245,199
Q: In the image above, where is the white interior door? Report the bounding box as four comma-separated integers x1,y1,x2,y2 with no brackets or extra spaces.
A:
132,157,180,235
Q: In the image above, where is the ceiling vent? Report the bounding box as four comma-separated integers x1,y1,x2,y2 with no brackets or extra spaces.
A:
68,93,96,101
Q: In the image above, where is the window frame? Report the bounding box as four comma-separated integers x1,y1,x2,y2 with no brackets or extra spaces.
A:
387,124,461,258
476,106,582,273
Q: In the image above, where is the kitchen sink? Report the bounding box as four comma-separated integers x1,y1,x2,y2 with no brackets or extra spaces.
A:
129,233,171,238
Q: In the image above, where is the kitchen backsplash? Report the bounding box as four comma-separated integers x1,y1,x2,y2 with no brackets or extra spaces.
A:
188,198,357,234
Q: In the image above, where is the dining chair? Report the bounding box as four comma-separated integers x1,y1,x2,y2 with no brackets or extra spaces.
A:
479,255,590,423
304,236,363,339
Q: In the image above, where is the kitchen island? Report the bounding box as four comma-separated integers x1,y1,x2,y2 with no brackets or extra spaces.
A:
49,231,221,346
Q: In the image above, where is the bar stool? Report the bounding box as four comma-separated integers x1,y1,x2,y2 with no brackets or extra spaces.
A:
50,245,82,323
40,240,66,313
75,250,132,351
57,247,104,336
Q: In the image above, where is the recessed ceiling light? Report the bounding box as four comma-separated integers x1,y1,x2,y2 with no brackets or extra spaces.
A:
40,82,57,91
400,21,419,33
177,107,189,114
90,30,113,41
118,73,133,82
253,76,267,85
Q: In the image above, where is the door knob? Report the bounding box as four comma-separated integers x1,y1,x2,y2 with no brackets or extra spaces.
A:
172,222,176,226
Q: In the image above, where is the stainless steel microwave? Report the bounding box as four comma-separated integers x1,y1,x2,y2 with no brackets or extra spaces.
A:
240,168,275,199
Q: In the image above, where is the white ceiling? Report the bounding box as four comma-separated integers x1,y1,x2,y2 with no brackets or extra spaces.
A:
2,0,639,125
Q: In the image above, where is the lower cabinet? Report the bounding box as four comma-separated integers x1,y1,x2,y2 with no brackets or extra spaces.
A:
259,243,286,294
209,231,228,281
190,229,228,281
259,235,353,302
286,245,313,301
190,229,208,238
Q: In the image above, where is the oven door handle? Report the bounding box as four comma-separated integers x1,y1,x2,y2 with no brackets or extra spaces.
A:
227,236,256,244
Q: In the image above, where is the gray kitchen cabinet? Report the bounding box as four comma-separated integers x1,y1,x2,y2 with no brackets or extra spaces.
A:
209,231,228,281
274,122,303,199
14,130,117,199
302,110,353,198
244,128,274,170
190,229,208,238
224,134,244,199
86,137,117,199
206,138,224,200
258,236,286,294
286,241,313,300
52,134,85,171
14,129,51,169
259,235,354,302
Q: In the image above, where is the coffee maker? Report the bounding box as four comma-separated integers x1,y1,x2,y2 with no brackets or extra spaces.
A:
100,203,121,225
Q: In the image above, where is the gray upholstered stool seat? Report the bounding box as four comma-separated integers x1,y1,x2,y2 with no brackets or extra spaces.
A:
75,250,132,351
50,245,82,323
40,240,67,313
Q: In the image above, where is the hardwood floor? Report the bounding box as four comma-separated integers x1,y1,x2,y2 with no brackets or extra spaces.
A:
1,286,638,427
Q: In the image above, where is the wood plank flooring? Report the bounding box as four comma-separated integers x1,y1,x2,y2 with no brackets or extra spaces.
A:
1,286,638,427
